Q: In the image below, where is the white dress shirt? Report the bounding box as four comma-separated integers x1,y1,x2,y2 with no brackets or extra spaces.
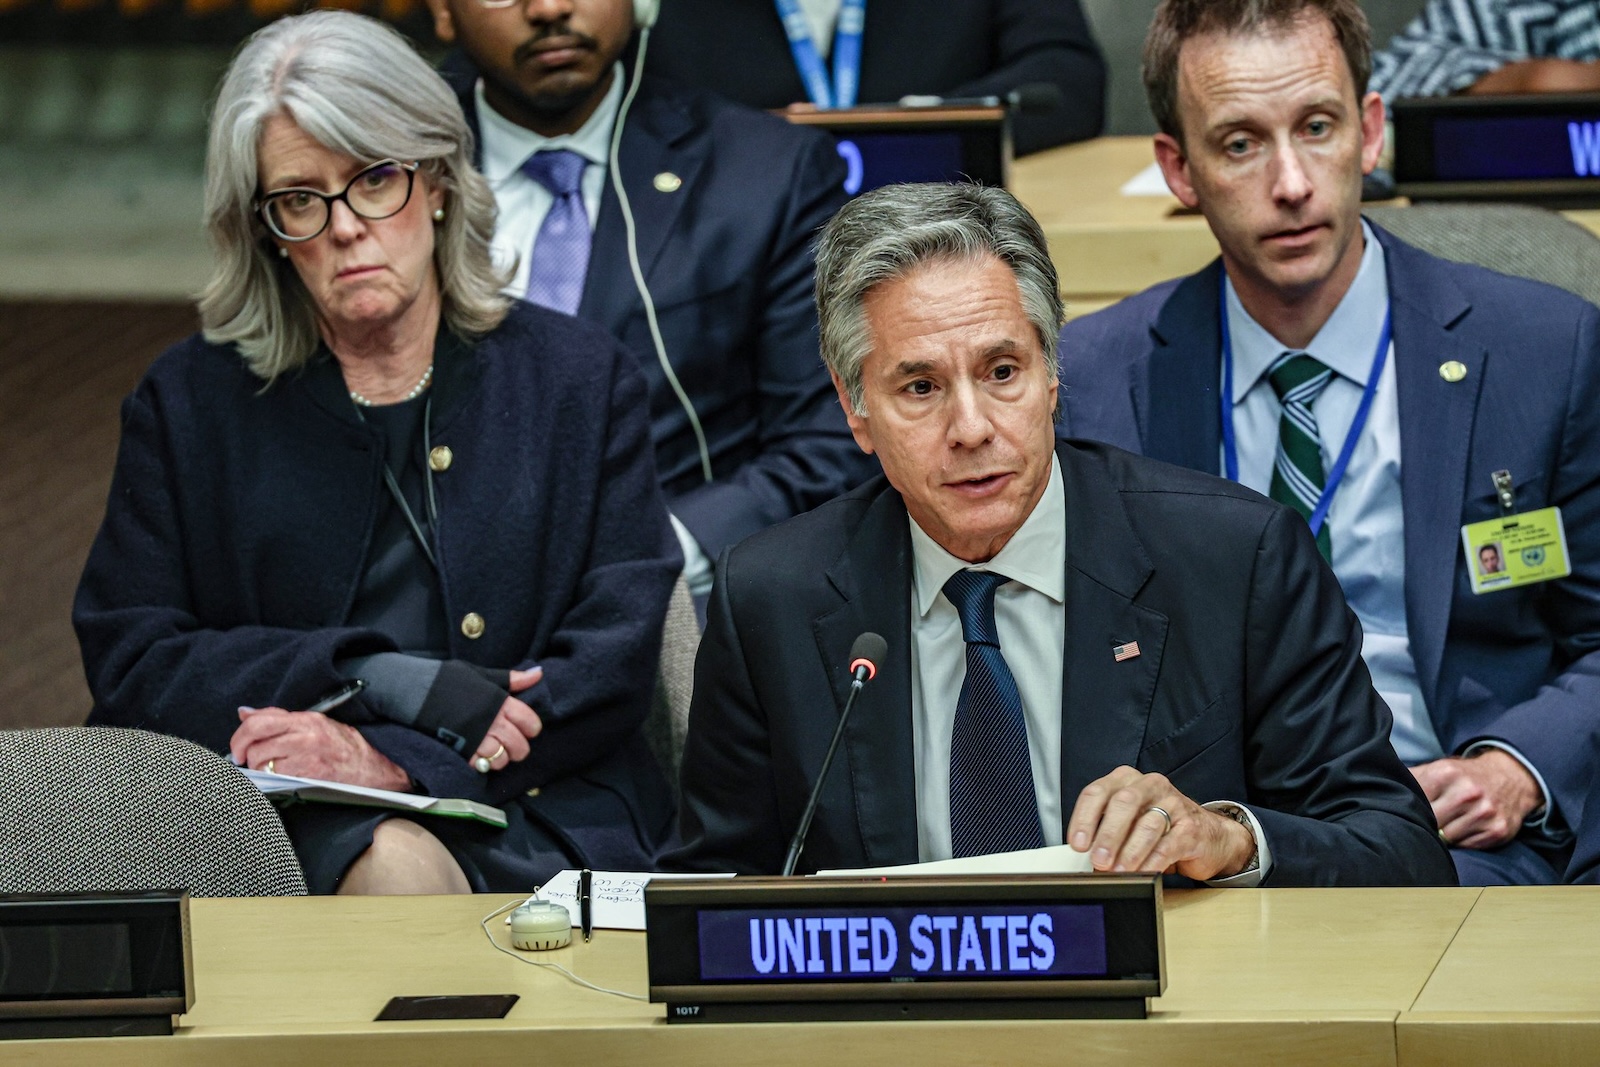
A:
1223,221,1553,824
908,455,1271,884
475,69,621,296
476,69,714,592
796,0,843,55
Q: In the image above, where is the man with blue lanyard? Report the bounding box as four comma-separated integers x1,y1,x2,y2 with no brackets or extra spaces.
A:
1058,0,1600,886
641,0,1107,156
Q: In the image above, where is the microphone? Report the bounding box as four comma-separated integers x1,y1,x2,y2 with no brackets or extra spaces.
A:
896,82,1064,115
780,632,888,877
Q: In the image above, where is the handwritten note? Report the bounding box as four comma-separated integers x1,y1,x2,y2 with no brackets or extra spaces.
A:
536,870,734,931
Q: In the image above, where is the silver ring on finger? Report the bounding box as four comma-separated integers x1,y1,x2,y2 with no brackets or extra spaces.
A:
1146,805,1173,836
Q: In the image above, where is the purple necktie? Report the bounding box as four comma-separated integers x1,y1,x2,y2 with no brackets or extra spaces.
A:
521,149,591,315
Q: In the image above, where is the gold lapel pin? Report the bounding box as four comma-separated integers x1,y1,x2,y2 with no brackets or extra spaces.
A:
653,172,683,193
1439,361,1468,383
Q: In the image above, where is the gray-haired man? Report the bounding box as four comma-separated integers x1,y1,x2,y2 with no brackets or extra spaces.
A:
667,182,1453,886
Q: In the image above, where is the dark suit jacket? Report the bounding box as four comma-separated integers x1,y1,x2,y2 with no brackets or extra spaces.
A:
641,0,1107,156
452,72,873,558
668,439,1454,885
1058,224,1600,881
74,303,681,869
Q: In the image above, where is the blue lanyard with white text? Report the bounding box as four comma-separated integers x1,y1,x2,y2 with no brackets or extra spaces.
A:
774,0,866,109
1219,283,1392,539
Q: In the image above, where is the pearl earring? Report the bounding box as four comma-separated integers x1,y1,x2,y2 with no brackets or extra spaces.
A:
432,208,445,222
277,246,288,259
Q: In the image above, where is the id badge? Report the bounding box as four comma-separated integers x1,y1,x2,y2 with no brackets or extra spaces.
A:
1461,506,1571,595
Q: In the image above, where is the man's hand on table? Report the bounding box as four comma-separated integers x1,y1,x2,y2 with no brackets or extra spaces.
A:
1067,766,1255,881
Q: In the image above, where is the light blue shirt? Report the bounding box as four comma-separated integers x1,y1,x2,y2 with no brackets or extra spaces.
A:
1223,223,1553,820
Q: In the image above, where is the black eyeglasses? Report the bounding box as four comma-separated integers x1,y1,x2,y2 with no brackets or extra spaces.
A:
256,159,419,242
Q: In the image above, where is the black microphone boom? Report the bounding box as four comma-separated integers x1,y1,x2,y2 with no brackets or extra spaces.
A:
780,632,887,877
895,81,1063,115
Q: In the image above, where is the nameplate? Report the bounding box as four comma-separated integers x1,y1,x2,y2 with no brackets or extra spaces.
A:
1394,92,1600,204
645,874,1162,1023
0,890,192,1039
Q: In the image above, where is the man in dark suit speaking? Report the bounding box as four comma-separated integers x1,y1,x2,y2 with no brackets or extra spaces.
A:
669,183,1454,886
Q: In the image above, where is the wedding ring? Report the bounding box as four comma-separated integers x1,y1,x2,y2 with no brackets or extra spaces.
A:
1146,805,1173,836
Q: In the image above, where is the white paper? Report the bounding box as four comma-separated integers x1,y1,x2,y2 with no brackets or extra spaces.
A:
242,768,435,810
537,869,735,931
816,844,1094,878
1120,161,1175,198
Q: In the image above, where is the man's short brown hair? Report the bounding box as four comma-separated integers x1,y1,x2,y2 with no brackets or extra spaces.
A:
1143,0,1372,141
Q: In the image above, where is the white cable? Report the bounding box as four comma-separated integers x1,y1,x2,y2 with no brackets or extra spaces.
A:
608,25,714,484
478,897,648,1002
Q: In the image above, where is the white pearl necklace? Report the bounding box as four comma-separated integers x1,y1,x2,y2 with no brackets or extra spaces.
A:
349,363,434,407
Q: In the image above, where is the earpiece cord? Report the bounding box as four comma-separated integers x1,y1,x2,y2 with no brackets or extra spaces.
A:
609,24,714,484
478,897,647,1002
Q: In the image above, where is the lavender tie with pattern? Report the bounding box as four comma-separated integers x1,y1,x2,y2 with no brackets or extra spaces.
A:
521,149,591,315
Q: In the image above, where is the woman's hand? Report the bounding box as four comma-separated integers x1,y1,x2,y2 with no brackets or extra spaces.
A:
472,667,544,773
230,706,411,792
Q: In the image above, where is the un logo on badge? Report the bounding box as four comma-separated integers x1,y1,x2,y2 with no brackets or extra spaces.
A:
1522,546,1546,568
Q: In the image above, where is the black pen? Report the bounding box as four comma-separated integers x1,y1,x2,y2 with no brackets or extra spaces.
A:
579,867,593,943
304,679,367,715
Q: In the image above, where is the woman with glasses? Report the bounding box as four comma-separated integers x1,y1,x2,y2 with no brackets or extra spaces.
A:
74,9,681,894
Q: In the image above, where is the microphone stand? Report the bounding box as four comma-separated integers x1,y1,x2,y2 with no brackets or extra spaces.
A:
781,669,870,877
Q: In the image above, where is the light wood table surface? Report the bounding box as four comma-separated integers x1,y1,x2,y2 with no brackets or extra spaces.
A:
11,888,1480,1067
1011,136,1600,319
1399,886,1600,1067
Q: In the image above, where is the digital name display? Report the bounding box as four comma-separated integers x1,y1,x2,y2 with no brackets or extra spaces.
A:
697,904,1107,982
1430,115,1600,181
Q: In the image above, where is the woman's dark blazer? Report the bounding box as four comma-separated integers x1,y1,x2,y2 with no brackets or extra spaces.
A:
74,301,682,864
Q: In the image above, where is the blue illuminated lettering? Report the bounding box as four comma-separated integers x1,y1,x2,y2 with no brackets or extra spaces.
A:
1005,915,1030,971
847,917,871,973
909,915,934,972
957,916,986,971
750,918,777,975
1572,122,1600,177
1030,912,1055,970
836,139,864,196
871,917,897,973
932,915,957,971
822,917,848,972
981,915,1007,970
805,917,824,974
779,917,805,974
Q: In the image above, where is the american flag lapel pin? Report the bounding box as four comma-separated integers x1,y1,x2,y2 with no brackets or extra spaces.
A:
1112,641,1141,662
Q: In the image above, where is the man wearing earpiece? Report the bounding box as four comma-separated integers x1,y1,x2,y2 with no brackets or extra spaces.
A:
426,0,873,600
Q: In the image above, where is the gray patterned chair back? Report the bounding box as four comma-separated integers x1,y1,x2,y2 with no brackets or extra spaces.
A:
0,727,306,897
643,576,700,797
1366,203,1600,305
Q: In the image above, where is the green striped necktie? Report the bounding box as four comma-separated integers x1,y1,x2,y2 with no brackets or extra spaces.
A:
1266,352,1335,561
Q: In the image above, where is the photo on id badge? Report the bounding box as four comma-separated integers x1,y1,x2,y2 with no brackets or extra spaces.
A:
1461,507,1571,595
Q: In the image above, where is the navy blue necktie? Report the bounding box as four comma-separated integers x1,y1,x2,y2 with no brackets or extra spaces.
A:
521,149,591,315
944,570,1045,858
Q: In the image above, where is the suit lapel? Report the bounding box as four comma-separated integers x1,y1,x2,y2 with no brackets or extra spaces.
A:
581,81,706,333
1143,263,1226,474
1379,229,1485,716
1054,443,1170,803
813,487,919,868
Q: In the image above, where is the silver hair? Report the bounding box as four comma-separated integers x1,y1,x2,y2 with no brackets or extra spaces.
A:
198,9,510,382
814,183,1063,416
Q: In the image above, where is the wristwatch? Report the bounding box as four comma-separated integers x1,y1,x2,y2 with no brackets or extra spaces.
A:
1214,802,1260,876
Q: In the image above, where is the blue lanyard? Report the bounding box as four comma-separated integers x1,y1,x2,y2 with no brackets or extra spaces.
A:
1219,283,1392,539
774,0,866,109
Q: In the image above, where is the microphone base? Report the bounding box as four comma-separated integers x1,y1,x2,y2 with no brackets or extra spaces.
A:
665,996,1147,1024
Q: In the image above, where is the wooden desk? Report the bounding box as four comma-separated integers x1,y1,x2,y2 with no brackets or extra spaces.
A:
11,889,1479,1067
1399,886,1600,1067
1013,136,1600,318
